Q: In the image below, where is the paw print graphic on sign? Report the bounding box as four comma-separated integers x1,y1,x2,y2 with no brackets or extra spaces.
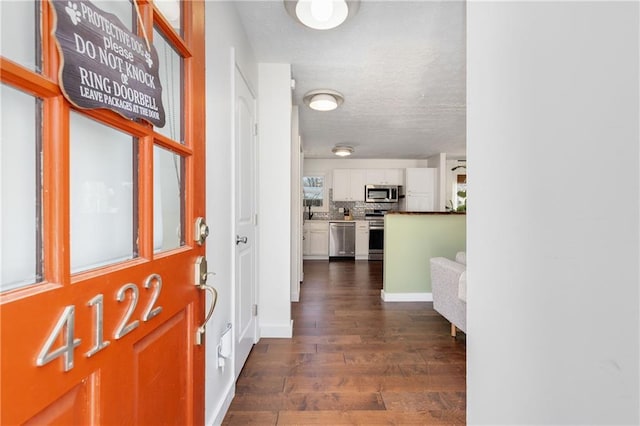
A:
145,51,153,68
65,1,81,25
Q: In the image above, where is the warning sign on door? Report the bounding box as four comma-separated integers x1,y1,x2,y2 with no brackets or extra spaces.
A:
51,0,166,127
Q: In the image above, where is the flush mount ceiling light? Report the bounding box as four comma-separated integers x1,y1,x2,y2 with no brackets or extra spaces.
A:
284,0,360,31
332,145,354,157
303,89,344,111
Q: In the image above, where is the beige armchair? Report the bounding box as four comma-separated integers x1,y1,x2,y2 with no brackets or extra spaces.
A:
430,252,467,337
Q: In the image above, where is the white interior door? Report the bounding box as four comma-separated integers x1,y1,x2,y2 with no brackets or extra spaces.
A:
234,66,258,378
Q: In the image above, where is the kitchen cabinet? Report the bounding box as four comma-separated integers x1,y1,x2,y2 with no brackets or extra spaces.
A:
332,169,365,201
365,168,404,186
404,168,436,211
303,221,329,259
332,169,350,201
386,169,404,185
349,170,366,201
355,221,369,260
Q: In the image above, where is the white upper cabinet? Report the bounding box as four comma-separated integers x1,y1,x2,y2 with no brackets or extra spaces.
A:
365,169,385,185
385,169,404,185
365,168,404,185
349,169,366,201
332,169,365,201
334,168,405,202
332,169,351,201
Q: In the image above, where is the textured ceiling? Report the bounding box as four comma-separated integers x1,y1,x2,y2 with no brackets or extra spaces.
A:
234,0,466,159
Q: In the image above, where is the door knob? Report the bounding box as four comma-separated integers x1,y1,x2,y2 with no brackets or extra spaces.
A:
236,235,248,245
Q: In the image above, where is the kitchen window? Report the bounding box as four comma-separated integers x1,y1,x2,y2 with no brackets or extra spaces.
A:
303,174,327,212
456,174,467,211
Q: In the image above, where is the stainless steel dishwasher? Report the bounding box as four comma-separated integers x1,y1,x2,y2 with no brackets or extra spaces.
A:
329,222,356,260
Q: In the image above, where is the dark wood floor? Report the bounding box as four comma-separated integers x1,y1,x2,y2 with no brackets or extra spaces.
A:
222,260,466,425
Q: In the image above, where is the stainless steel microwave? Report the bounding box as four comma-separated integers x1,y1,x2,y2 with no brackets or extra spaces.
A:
365,185,403,203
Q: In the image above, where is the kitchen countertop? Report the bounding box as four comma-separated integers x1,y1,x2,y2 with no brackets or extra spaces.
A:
305,218,366,222
385,211,466,215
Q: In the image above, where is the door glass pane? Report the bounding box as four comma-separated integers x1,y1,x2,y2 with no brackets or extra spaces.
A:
93,0,133,31
153,27,183,143
155,0,182,34
70,112,136,273
0,84,42,291
0,0,40,72
154,146,184,252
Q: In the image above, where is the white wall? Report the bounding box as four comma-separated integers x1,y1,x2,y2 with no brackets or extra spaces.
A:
291,106,301,302
204,2,258,424
258,63,293,338
467,2,639,424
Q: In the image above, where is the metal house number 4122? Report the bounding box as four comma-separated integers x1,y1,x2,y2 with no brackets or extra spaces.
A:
36,274,163,372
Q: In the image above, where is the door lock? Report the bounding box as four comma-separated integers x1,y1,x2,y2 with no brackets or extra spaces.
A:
236,235,248,245
194,217,209,246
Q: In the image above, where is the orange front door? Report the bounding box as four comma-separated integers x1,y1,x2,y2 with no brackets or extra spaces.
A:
0,1,206,424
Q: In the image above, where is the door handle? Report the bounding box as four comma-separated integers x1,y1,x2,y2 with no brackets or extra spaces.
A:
194,256,218,345
236,235,248,245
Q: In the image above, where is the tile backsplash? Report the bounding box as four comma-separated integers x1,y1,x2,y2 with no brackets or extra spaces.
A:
305,189,399,220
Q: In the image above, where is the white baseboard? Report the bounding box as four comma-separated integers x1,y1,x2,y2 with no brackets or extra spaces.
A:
260,319,293,338
380,290,433,302
207,380,235,426
291,289,300,302
303,255,328,260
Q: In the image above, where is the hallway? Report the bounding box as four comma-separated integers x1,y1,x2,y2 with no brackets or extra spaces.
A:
223,260,466,425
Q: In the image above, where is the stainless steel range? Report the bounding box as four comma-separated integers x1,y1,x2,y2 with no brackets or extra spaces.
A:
365,209,387,261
